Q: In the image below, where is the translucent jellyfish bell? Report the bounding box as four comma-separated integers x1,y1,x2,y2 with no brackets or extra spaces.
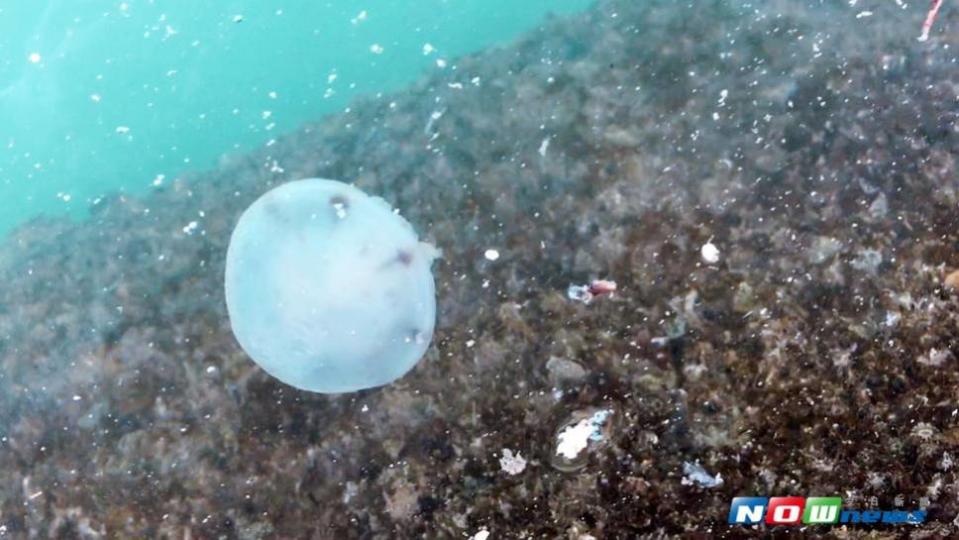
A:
224,179,438,393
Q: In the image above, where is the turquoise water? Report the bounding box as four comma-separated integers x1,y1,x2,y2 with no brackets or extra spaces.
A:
0,0,591,238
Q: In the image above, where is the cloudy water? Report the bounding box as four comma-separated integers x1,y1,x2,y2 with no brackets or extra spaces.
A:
0,0,591,237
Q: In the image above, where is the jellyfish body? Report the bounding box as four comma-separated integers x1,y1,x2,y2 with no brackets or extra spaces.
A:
224,178,437,393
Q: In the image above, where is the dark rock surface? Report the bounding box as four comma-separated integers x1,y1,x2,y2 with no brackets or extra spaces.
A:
1,1,958,537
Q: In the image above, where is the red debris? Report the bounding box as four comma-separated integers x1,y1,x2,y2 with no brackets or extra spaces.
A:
567,279,617,304
587,279,617,297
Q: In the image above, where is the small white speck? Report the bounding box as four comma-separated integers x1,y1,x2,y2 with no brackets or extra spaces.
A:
701,241,720,264
351,10,368,25
182,221,199,235
232,14,244,23
115,126,130,134
538,137,550,157
436,58,447,68
72,395,81,401
28,52,41,64
422,43,435,55
206,366,217,374
484,249,500,261
370,43,384,55
856,10,873,18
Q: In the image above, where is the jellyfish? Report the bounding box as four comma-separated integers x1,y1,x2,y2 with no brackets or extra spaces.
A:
224,178,437,393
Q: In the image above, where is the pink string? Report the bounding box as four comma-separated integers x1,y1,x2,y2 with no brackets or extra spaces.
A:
919,0,944,41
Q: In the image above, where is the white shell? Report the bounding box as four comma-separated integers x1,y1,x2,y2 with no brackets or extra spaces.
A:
225,179,437,393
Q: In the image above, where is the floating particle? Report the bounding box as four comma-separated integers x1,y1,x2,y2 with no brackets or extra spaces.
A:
351,10,368,25
701,241,720,264
115,126,130,134
232,14,244,23
538,137,550,157
370,43,384,55
28,52,41,64
422,43,435,55
484,249,500,261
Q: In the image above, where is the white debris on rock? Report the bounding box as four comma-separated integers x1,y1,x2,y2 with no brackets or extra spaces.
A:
484,249,500,261
470,529,490,540
556,409,612,460
567,284,592,304
918,348,953,367
681,461,724,488
499,449,527,475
